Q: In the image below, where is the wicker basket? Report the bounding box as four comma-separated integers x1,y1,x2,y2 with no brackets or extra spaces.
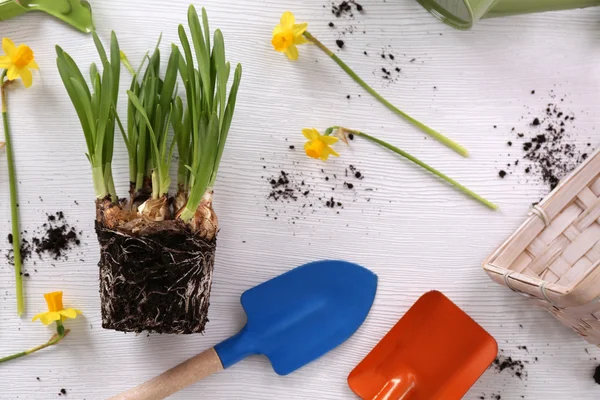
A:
484,149,600,345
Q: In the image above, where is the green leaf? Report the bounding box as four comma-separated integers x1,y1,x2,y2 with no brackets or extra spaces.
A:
92,31,108,66
188,5,211,111
69,77,97,139
202,7,211,55
94,61,113,162
210,63,241,185
159,45,179,117
56,55,94,159
127,90,161,181
89,63,98,86
213,29,227,124
110,31,121,107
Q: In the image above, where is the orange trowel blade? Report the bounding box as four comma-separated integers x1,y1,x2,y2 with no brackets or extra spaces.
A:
348,291,497,400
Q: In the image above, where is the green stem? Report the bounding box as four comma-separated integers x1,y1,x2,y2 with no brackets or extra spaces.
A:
0,330,67,364
2,71,24,316
303,31,468,158
330,127,497,210
103,163,117,202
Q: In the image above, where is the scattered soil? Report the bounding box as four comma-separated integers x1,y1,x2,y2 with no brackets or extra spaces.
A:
331,0,362,19
349,164,364,179
327,0,366,49
479,394,502,400
264,162,374,224
499,90,592,194
5,212,82,267
59,388,67,396
492,355,527,379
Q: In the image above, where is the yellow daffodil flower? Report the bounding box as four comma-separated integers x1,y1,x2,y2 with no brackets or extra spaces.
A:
303,128,339,161
32,291,82,326
0,38,39,88
272,11,308,61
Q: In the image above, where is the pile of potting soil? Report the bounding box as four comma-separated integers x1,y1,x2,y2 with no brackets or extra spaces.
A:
498,91,592,194
6,211,82,269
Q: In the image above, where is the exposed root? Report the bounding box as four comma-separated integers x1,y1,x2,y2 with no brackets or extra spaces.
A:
96,219,216,334
94,190,220,334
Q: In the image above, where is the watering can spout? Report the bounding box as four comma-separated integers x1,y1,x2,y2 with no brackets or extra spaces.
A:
417,0,600,30
0,0,94,33
486,0,600,18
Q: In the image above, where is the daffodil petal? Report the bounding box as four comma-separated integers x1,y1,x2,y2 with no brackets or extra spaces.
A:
294,34,308,46
321,135,338,145
293,23,308,37
18,67,32,88
284,44,299,60
2,38,16,58
33,311,61,325
0,55,11,69
322,145,340,161
6,65,19,81
27,59,39,70
280,11,295,28
302,128,320,141
59,308,80,319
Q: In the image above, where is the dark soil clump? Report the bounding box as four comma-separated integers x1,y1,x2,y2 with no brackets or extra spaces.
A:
5,212,81,266
492,355,527,379
349,164,364,179
97,220,215,334
594,364,600,385
33,212,80,259
331,0,362,18
268,171,299,201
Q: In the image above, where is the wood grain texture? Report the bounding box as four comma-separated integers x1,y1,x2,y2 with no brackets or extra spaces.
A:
1,0,600,399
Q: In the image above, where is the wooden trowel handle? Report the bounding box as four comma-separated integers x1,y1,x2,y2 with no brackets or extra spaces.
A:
109,347,224,400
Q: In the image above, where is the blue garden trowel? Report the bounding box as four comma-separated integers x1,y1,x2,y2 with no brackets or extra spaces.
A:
111,260,378,400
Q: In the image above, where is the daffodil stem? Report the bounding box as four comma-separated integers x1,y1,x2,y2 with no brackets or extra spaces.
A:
328,127,497,210
1,71,24,316
303,31,468,157
0,330,68,364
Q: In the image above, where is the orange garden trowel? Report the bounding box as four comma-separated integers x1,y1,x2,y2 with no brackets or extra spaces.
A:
348,291,497,400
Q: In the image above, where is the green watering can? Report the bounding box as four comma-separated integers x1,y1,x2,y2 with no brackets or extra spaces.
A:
417,0,600,29
0,0,93,33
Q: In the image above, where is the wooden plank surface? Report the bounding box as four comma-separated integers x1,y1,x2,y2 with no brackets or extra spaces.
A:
1,0,600,398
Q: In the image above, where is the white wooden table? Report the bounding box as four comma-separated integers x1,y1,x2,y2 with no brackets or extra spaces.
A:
1,1,600,398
